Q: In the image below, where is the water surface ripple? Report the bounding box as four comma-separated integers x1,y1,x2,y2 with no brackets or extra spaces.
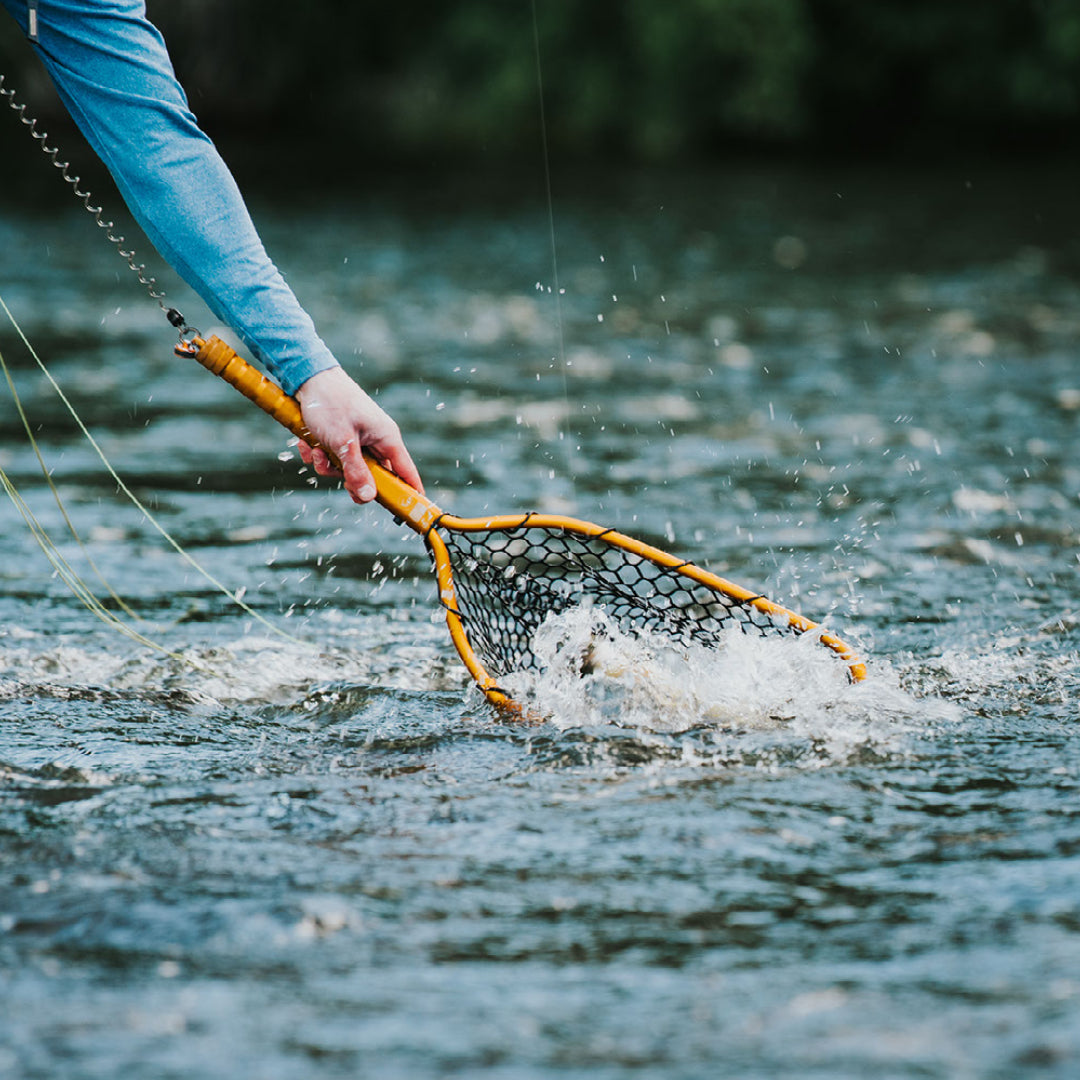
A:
2,164,1080,1078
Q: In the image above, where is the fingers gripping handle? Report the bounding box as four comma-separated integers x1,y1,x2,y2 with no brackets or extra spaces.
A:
185,336,440,532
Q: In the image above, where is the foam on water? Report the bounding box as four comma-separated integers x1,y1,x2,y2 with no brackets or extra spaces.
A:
0,624,465,712
501,606,956,745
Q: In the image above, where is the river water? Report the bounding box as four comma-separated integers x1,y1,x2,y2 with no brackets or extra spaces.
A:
2,160,1080,1078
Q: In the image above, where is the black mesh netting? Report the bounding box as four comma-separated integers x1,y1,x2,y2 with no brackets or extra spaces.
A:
433,523,805,680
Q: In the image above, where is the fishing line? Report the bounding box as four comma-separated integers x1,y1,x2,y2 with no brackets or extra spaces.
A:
0,323,138,621
530,0,576,492
1,69,316,651
0,452,208,668
1,333,211,668
0,295,311,652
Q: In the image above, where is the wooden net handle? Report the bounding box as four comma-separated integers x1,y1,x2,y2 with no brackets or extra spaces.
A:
184,335,511,704
187,336,443,533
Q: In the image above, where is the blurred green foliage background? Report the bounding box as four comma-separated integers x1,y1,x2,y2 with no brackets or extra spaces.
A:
3,0,1080,161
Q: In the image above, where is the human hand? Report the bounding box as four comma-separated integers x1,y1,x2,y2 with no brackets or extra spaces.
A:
294,367,423,504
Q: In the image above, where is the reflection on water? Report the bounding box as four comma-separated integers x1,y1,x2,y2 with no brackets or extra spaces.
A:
3,162,1080,1078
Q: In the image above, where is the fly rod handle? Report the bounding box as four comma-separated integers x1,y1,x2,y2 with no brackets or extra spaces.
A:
190,334,326,456
183,335,441,531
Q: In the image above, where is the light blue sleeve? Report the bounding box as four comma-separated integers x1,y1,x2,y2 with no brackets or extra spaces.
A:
1,0,340,395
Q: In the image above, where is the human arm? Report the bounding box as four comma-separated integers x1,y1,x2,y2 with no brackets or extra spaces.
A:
1,0,421,500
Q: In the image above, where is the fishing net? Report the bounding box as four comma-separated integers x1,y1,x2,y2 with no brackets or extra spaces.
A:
431,520,807,683
184,334,865,706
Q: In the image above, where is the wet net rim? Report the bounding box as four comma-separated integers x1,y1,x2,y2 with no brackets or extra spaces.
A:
425,509,866,711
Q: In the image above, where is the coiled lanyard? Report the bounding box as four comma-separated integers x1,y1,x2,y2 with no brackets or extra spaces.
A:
1,55,199,345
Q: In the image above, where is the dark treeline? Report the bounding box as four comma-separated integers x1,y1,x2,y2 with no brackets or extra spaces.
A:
3,0,1079,162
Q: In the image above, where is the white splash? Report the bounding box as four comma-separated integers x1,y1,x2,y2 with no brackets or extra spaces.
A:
501,605,946,739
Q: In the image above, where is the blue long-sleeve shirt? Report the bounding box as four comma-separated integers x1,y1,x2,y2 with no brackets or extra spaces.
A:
2,0,339,394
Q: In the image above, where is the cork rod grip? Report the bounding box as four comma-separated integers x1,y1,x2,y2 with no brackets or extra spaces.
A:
192,335,339,465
